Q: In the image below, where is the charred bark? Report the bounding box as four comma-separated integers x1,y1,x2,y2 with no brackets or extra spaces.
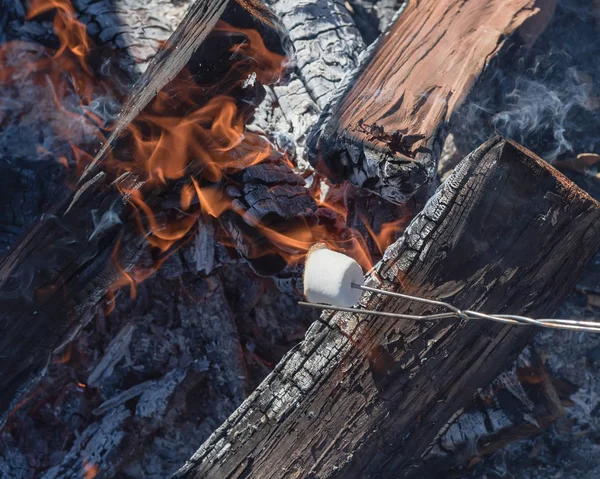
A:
307,0,557,204
175,138,600,478
252,0,364,162
0,0,289,427
4,0,196,75
423,347,564,475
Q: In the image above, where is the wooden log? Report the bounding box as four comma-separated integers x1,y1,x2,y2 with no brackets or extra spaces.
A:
307,0,557,204
81,0,285,180
174,137,600,478
423,347,564,474
3,0,195,77
252,0,364,161
0,0,288,427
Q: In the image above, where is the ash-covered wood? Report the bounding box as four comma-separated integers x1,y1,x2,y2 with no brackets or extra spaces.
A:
252,0,365,161
307,0,556,204
2,0,194,78
82,0,287,180
422,347,564,475
0,0,289,427
175,138,600,478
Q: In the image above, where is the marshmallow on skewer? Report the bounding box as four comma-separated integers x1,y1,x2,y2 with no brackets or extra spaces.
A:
303,245,365,307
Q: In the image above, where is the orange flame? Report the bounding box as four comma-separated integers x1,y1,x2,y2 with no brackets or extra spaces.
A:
27,0,92,74
360,215,408,255
83,461,99,479
6,3,404,306
51,343,72,364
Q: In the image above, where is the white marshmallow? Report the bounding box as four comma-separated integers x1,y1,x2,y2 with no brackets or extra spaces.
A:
303,246,365,307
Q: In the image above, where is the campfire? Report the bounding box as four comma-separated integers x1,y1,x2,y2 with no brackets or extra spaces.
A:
1,0,600,477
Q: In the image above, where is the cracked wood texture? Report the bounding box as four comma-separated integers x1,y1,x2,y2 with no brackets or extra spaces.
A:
252,0,364,162
307,0,556,204
175,137,600,478
2,0,194,76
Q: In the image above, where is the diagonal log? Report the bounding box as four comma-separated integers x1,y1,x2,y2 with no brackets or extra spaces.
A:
0,0,288,428
175,137,600,478
307,0,557,204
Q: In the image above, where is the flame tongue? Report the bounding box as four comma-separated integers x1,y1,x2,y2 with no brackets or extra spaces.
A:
27,0,93,79
4,1,408,302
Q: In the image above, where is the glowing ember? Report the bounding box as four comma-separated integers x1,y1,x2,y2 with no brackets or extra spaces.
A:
83,461,99,479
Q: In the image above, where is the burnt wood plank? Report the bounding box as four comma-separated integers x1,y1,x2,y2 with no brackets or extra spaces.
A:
307,0,556,204
175,137,600,478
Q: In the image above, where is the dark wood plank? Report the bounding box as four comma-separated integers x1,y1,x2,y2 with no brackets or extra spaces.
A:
175,137,600,478
307,0,557,204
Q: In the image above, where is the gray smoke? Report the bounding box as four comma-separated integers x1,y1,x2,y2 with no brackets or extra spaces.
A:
449,0,600,162
491,67,596,161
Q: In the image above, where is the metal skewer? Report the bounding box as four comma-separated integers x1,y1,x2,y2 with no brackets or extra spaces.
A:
299,283,600,333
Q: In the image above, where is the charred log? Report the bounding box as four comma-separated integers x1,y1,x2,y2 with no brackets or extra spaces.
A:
175,137,600,478
253,0,364,161
423,347,564,476
0,0,289,427
307,0,557,204
2,0,195,77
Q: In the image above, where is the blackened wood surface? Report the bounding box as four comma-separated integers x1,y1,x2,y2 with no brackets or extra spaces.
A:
175,138,600,478
307,0,556,204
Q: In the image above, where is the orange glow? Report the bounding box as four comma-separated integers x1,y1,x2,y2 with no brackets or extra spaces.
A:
191,178,233,218
52,344,72,365
83,461,99,479
27,0,92,74
311,179,351,221
213,23,287,84
5,4,403,310
360,215,408,255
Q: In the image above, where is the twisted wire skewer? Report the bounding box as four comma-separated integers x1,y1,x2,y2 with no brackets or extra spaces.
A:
298,283,600,333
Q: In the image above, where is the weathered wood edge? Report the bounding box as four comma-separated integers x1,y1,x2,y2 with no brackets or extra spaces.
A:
174,137,600,478
306,1,553,205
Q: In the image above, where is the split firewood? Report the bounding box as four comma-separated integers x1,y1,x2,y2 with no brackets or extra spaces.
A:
307,0,558,204
175,137,600,478
0,0,289,427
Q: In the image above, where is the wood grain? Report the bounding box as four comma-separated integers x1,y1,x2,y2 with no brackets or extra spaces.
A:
175,137,600,478
308,0,557,204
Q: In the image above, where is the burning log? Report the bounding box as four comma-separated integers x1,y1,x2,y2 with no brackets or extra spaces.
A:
0,0,290,426
307,0,557,204
82,0,286,180
175,137,600,478
3,0,194,77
